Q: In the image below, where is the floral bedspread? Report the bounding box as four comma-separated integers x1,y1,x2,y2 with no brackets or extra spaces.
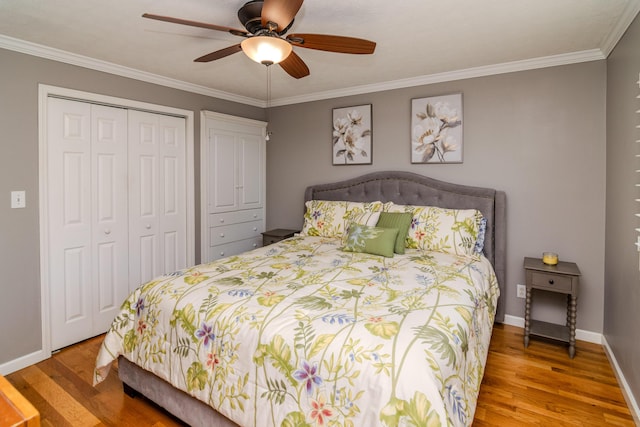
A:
94,235,499,427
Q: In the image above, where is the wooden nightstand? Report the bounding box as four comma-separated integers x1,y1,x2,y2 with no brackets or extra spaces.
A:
261,229,298,246
523,257,581,358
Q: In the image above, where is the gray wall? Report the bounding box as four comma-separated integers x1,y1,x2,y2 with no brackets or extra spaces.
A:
0,47,263,365
605,13,640,411
266,61,607,334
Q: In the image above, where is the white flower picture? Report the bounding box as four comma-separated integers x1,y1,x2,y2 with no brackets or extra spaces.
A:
411,94,463,163
332,104,372,165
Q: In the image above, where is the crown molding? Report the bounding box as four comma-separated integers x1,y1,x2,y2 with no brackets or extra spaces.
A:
601,0,640,57
270,49,606,106
0,34,264,107
0,33,607,108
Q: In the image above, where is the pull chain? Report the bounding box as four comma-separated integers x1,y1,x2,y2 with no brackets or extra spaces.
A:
265,65,272,141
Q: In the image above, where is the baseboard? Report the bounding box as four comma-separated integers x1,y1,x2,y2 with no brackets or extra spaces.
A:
602,336,640,425
502,315,602,344
503,314,525,328
0,349,48,376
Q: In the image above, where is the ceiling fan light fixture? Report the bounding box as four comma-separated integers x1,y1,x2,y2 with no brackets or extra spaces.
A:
241,35,292,65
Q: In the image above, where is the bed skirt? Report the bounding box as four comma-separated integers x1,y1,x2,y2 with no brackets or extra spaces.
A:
118,356,238,427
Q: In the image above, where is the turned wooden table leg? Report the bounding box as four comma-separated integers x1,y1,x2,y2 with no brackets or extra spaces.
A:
569,295,577,358
524,288,532,348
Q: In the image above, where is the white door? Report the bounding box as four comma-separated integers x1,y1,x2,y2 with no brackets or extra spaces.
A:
91,104,130,331
48,98,128,350
238,134,263,210
128,110,187,291
207,127,264,213
208,129,239,213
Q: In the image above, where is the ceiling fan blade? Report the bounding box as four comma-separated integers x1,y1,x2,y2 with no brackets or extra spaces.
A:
287,33,376,54
194,44,243,62
261,0,304,32
279,51,310,79
143,13,248,36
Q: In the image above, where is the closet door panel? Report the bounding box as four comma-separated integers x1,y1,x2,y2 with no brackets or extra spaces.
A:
208,130,238,213
91,104,129,331
129,110,160,290
159,115,186,274
47,98,93,350
238,134,263,210
129,111,187,290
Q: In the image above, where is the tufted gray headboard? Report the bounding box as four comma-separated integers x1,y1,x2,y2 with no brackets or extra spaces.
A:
304,171,506,323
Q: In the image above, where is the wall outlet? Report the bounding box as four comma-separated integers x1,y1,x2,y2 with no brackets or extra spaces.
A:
516,284,526,299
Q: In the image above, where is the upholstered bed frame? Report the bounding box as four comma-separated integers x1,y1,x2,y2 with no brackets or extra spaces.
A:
118,171,506,426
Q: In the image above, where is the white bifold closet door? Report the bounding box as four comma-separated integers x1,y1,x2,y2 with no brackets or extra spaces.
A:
47,98,187,351
47,98,129,350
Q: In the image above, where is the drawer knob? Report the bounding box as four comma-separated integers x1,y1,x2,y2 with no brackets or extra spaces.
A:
548,279,554,285
104,228,111,235
253,214,257,218
253,227,257,231
220,251,224,256
146,224,151,229
253,243,257,247
220,233,225,237
220,218,224,223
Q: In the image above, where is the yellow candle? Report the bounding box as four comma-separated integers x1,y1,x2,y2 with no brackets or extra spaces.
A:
542,252,558,265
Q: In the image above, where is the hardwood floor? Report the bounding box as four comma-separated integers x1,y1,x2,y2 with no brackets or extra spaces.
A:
5,324,636,426
475,325,635,426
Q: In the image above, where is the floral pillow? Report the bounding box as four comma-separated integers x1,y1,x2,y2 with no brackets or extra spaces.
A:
342,224,399,258
342,211,381,245
388,204,485,256
300,200,384,239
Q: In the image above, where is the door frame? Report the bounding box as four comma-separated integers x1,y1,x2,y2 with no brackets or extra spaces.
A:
38,84,195,358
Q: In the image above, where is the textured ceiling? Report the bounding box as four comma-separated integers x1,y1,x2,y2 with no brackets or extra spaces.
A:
0,0,638,106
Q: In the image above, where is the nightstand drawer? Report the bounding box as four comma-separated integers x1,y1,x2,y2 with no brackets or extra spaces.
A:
530,271,572,292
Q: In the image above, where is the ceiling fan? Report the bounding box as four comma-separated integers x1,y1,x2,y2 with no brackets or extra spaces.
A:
142,0,376,79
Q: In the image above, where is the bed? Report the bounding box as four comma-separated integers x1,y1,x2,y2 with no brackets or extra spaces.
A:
94,171,506,427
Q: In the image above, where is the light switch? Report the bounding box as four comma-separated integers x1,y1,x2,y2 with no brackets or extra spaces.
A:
11,191,26,208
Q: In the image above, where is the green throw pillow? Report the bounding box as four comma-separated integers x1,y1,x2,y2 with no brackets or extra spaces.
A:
376,212,413,254
342,224,399,258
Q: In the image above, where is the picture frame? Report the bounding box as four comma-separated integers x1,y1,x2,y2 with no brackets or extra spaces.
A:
411,93,463,164
332,104,372,165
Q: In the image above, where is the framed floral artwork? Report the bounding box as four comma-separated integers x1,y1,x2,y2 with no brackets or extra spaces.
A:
332,104,372,165
411,93,463,164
